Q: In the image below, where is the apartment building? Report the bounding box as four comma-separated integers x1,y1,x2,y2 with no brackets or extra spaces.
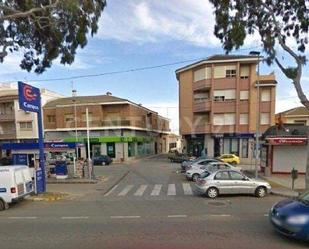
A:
176,55,277,163
0,83,62,146
276,106,309,125
43,94,170,161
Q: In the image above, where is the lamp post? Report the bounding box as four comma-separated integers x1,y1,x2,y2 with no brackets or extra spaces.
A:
250,51,261,179
72,89,77,176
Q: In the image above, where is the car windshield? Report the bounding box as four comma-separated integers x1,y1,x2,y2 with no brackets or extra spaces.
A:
199,171,211,178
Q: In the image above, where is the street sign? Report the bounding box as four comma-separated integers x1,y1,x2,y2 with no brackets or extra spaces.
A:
35,168,45,194
18,81,46,193
18,82,41,113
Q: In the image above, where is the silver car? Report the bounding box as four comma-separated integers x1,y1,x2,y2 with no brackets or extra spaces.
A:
194,169,271,198
184,158,221,171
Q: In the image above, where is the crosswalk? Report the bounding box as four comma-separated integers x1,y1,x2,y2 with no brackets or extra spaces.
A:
104,183,196,198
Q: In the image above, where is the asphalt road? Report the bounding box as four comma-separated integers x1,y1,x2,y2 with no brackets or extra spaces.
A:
0,155,308,249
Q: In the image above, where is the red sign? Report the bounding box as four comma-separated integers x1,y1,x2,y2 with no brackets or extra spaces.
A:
267,137,307,145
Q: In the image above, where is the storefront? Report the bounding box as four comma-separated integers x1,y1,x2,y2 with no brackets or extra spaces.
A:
261,137,308,174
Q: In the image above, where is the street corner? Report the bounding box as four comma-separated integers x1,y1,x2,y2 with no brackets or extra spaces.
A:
26,192,69,202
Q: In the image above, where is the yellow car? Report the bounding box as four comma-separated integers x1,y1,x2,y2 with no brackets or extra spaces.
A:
218,154,240,165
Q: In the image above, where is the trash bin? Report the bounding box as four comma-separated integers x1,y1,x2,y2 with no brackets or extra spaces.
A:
55,161,68,179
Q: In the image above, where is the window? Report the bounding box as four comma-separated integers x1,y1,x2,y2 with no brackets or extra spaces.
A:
241,139,248,158
194,114,210,125
240,66,249,79
213,114,236,125
240,90,249,100
194,92,209,102
47,115,55,123
82,113,93,122
214,66,226,78
226,69,236,78
193,67,211,82
294,120,307,125
215,171,230,180
231,139,239,155
229,171,244,180
19,121,32,131
240,114,249,125
65,114,74,123
261,89,271,102
223,139,230,154
213,89,236,101
260,113,270,125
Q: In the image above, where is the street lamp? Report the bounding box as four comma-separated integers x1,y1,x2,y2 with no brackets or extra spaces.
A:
72,89,77,176
250,51,261,179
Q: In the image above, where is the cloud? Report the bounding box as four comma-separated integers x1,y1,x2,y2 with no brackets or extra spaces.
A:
143,101,179,134
98,0,220,47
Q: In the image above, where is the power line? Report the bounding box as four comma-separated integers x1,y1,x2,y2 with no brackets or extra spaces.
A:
1,45,262,83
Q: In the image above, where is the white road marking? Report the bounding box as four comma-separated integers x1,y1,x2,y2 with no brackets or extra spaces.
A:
182,183,193,195
264,214,269,217
207,214,231,217
8,217,37,219
150,184,162,196
134,185,148,196
104,184,119,196
110,216,140,219
118,185,134,196
61,216,89,219
167,215,187,218
167,184,176,195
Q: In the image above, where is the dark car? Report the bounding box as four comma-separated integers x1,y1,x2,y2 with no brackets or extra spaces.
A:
93,155,113,166
269,191,309,241
168,153,191,163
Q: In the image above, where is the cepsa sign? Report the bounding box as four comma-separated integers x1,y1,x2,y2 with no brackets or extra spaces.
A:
18,81,41,113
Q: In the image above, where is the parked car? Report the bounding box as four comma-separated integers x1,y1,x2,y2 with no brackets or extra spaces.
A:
194,169,271,198
269,191,309,241
168,153,193,163
0,166,34,211
184,158,222,171
93,155,113,166
0,157,12,166
218,154,240,165
186,162,241,181
181,157,221,171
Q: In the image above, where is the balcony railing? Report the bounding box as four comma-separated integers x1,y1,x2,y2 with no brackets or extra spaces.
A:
0,113,15,121
193,79,212,91
193,100,211,113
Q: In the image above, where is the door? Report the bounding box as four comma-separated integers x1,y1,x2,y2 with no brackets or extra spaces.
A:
106,142,115,158
214,138,221,157
213,171,234,194
228,171,250,194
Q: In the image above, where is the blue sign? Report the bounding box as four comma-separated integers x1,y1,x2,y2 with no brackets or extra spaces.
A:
0,188,7,193
12,154,28,165
35,169,44,194
18,81,41,113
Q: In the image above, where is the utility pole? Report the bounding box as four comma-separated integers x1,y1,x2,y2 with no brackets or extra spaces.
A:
250,51,261,179
86,108,92,179
72,85,78,177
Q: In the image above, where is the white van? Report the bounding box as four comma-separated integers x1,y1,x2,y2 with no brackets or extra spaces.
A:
0,166,34,211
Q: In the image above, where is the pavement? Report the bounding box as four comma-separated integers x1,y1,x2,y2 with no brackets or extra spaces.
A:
0,155,308,249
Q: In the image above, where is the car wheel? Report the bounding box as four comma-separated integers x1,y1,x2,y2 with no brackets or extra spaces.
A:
192,174,199,182
207,187,219,198
101,161,106,166
0,199,7,211
255,186,266,198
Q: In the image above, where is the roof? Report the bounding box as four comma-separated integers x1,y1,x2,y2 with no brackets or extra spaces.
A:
175,54,260,75
276,106,309,116
262,124,308,139
44,95,128,108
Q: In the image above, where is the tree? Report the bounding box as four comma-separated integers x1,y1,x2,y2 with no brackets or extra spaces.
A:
209,0,309,188
0,0,106,73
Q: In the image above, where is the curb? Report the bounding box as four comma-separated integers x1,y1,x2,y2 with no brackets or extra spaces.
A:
47,179,97,184
101,170,130,196
270,190,299,198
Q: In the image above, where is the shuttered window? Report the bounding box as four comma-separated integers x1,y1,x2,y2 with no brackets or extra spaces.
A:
261,113,270,124
261,89,271,102
240,90,249,100
214,66,226,78
194,67,211,82
240,114,249,125
240,66,250,78
214,89,236,101
213,114,236,125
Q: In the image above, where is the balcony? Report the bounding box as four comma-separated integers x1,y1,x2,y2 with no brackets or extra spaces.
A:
0,113,15,122
0,131,17,140
212,100,236,113
193,79,211,91
193,100,211,113
193,124,211,134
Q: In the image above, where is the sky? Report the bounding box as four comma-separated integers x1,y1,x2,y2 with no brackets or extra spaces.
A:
1,0,309,134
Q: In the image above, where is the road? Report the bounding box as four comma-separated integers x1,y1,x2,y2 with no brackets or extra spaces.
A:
0,155,307,249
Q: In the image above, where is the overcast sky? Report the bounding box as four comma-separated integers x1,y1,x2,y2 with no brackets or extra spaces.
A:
1,0,309,134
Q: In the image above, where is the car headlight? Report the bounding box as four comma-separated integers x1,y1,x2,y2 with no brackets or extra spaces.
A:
286,215,309,225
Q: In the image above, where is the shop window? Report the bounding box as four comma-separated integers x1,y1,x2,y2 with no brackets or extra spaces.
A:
241,139,249,158
231,138,239,155
223,139,230,154
128,142,135,157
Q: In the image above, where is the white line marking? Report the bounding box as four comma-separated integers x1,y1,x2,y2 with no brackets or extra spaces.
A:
167,184,176,195
110,216,140,219
61,216,89,219
118,185,134,196
182,183,193,195
104,184,119,196
167,215,187,218
264,214,269,217
208,214,231,217
151,184,162,196
8,217,37,219
134,185,148,196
